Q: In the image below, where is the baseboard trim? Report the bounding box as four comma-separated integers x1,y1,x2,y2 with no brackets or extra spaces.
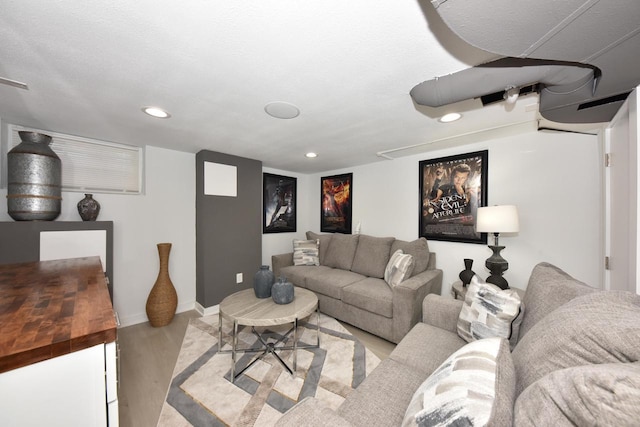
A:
117,300,197,328
195,302,219,317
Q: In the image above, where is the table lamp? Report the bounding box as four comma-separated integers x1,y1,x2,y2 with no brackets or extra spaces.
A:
475,205,519,289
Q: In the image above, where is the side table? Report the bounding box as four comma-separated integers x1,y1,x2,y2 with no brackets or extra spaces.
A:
451,280,467,300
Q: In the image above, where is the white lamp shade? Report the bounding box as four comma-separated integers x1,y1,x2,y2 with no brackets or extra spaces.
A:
475,205,519,233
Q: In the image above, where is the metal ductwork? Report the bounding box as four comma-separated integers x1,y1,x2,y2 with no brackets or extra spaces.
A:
418,0,640,124
411,58,597,110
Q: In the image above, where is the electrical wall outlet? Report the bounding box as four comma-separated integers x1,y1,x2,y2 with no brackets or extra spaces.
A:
236,273,243,284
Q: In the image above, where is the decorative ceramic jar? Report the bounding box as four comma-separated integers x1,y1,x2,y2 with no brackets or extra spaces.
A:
7,131,62,221
77,193,101,221
254,265,274,298
272,276,294,304
146,243,178,327
459,258,475,287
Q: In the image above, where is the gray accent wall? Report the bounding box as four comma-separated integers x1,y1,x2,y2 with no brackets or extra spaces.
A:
196,150,262,308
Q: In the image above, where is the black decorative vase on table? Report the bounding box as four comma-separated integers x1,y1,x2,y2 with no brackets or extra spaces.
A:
77,193,101,221
254,265,275,298
459,258,475,287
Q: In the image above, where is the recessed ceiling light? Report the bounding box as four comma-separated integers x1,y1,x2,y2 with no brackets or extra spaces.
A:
142,106,171,118
439,112,462,123
265,101,300,119
305,152,317,158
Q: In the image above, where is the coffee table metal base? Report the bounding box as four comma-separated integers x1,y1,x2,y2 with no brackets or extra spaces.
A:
218,307,320,383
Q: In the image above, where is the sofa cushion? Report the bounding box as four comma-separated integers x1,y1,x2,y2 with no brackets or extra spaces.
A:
337,358,427,427
512,290,640,396
350,235,394,278
280,265,332,288
514,362,640,427
519,262,595,339
390,322,466,376
390,238,430,277
402,337,515,427
293,239,320,266
305,268,365,300
384,250,415,287
342,277,393,318
307,231,334,265
457,275,523,348
323,234,360,270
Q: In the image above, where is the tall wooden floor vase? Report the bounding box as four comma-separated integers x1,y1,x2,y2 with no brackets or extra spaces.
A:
146,243,178,327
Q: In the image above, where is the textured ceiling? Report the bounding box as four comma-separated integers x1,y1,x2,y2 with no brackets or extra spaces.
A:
0,0,621,173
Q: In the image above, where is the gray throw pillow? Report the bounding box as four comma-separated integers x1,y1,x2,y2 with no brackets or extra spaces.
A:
292,239,319,266
457,275,523,349
514,362,640,426
390,238,430,277
384,250,415,287
402,337,515,427
306,231,333,265
512,290,640,396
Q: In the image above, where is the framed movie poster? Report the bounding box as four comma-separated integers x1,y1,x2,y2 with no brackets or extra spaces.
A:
263,173,296,233
321,173,352,234
419,150,488,244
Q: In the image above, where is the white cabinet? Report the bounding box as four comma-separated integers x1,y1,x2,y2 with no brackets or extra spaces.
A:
0,342,118,427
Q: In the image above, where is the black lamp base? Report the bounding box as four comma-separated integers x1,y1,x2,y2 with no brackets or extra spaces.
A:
485,245,509,289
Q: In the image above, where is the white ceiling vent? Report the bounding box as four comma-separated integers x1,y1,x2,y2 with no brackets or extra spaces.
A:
6,125,144,194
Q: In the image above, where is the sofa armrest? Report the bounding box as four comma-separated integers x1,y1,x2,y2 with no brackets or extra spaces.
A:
275,397,353,427
271,252,293,278
391,268,443,342
422,294,464,333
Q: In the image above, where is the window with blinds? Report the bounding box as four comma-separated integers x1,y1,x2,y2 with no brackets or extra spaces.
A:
8,125,144,194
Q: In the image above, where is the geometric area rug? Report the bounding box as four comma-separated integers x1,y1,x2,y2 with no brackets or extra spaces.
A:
157,312,381,426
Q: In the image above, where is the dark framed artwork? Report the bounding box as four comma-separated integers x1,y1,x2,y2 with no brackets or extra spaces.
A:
419,150,488,244
321,173,353,234
263,173,297,233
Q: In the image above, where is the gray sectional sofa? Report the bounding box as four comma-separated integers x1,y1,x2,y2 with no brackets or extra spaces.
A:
272,231,443,343
276,262,640,426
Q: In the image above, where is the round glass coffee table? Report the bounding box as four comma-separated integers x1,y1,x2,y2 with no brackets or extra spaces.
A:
218,287,319,383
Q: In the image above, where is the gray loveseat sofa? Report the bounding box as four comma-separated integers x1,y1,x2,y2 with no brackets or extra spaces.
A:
276,262,640,426
272,232,443,343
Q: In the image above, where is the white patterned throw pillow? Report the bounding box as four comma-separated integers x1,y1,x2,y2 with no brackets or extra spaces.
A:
384,249,415,287
457,275,523,348
402,337,515,427
293,239,320,266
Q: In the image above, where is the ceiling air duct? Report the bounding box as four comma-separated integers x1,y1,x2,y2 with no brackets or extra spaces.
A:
424,0,640,123
410,58,598,109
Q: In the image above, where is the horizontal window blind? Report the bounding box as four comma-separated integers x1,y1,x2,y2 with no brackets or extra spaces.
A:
8,125,143,194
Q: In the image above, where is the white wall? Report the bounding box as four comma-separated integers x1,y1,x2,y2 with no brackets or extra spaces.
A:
0,145,196,327
0,124,603,326
273,129,604,297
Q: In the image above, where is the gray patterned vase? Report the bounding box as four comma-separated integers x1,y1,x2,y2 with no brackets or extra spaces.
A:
253,265,274,298
272,276,294,304
77,193,101,221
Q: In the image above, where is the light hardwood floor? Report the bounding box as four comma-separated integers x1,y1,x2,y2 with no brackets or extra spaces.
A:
117,310,395,427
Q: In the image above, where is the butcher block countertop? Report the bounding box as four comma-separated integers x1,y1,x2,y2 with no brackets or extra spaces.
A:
0,257,117,373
